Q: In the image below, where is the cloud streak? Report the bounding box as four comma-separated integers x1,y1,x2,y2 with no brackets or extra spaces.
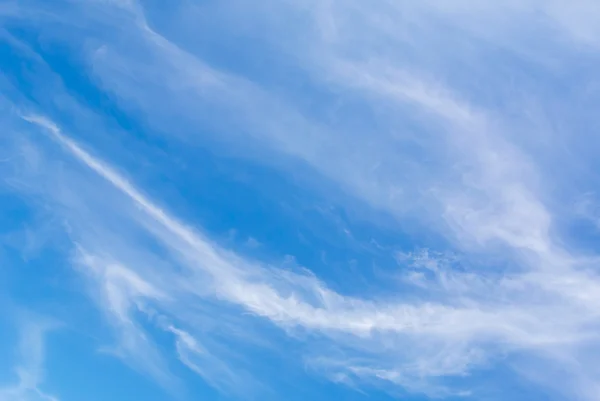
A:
18,110,600,399
3,0,600,399
0,318,59,401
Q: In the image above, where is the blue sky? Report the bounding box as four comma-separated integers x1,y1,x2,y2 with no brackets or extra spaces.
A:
2,1,600,400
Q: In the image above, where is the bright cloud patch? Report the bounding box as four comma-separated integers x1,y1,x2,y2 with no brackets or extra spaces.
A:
2,1,600,401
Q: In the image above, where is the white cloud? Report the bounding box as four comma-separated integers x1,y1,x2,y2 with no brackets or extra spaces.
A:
167,325,257,395
5,0,600,399
69,249,185,392
16,114,600,399
74,0,560,256
0,318,59,401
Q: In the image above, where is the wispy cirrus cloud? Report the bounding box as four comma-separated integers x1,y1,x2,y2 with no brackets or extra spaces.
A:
2,0,600,400
12,110,600,400
0,318,59,401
